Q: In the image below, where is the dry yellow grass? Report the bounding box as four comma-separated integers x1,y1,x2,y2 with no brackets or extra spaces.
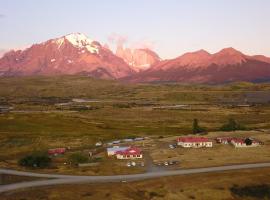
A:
2,167,270,200
149,130,270,168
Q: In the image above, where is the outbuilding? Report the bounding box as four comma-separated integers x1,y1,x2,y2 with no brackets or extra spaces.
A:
115,147,143,159
215,137,234,144
231,138,262,148
48,148,66,156
107,146,129,156
177,137,212,148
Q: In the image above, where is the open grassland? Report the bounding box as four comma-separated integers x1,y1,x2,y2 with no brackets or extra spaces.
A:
149,130,270,168
2,168,270,200
0,76,270,174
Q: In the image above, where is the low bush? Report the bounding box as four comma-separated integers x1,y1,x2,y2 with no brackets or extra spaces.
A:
220,118,246,131
230,184,270,199
68,152,89,165
19,152,51,168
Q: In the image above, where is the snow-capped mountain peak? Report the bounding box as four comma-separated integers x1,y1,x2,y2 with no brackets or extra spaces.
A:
55,33,99,54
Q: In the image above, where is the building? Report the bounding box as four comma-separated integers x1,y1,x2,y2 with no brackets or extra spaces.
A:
48,148,66,156
123,138,134,142
177,137,212,148
231,138,262,148
112,140,121,144
215,137,234,144
115,147,143,159
95,141,103,147
107,146,129,156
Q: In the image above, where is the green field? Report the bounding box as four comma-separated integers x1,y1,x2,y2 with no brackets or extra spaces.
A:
0,76,270,171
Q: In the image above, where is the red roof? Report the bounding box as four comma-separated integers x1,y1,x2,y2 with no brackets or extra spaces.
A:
231,138,245,144
231,138,261,144
116,147,142,156
216,137,234,142
48,148,66,154
177,137,210,143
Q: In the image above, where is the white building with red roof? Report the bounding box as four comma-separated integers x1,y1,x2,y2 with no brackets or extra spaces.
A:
177,137,212,148
115,147,143,159
231,138,262,148
215,137,234,144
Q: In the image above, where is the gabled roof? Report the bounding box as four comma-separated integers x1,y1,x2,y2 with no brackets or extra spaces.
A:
116,147,142,156
177,137,210,143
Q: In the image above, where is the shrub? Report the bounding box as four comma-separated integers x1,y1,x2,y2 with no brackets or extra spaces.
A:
244,138,253,145
68,152,89,165
220,118,246,131
19,152,51,168
192,119,206,134
230,184,270,199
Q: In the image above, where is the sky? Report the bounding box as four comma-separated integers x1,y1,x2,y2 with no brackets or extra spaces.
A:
0,0,270,59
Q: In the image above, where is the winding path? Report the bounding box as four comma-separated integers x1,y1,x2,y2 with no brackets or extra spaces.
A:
1,162,270,193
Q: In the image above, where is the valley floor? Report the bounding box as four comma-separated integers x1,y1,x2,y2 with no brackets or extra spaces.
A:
1,167,270,200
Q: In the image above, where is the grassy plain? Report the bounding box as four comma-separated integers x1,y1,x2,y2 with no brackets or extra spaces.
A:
0,76,270,174
2,168,270,200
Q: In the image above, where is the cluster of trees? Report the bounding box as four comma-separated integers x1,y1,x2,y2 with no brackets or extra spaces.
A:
19,152,51,168
220,118,246,131
68,152,89,165
192,118,246,134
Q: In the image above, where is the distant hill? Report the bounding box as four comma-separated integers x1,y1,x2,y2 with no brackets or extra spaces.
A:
125,48,270,84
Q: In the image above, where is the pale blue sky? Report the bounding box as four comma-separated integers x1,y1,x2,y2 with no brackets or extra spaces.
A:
0,0,269,58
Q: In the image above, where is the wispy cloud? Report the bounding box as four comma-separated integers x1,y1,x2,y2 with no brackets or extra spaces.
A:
0,14,5,18
108,33,128,47
131,39,156,50
107,33,156,51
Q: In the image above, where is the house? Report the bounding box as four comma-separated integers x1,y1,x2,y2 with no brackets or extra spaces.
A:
177,137,212,148
107,146,129,156
215,137,234,144
112,140,121,144
134,137,144,141
115,147,143,159
95,141,103,147
231,138,262,148
48,148,66,156
123,138,134,142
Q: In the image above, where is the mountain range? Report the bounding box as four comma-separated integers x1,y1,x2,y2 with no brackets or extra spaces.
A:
1,33,270,84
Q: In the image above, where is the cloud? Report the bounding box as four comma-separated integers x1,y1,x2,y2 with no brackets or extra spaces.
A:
131,39,156,50
107,33,157,52
0,14,5,18
108,33,128,47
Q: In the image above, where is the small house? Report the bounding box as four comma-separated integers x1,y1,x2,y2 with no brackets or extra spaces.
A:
134,137,144,141
231,138,262,148
177,137,212,148
215,137,234,144
95,141,103,147
123,139,134,142
48,148,66,156
115,147,143,159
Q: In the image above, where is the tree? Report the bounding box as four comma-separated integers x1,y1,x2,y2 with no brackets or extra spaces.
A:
192,119,206,134
220,118,246,131
244,138,253,146
68,152,89,165
19,152,51,168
